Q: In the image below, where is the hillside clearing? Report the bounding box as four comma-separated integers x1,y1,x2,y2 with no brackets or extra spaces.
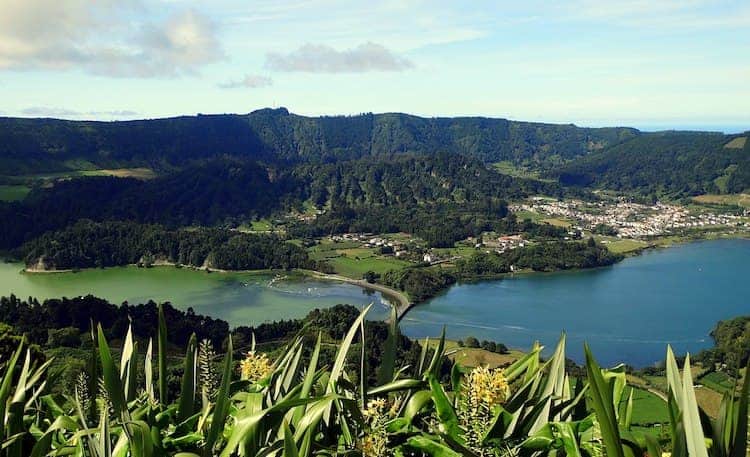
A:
693,193,750,208
724,136,747,149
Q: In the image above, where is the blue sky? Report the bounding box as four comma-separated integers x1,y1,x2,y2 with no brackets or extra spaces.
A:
0,0,748,131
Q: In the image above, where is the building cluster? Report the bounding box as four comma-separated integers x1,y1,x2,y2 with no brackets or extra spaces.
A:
511,198,745,238
329,233,411,257
481,234,527,253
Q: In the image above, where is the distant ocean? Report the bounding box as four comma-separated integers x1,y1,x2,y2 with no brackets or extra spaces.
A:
633,124,749,134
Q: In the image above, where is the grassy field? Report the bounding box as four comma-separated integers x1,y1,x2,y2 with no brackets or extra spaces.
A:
513,209,546,222
723,136,747,149
3,167,157,182
432,245,478,258
598,237,649,254
541,217,572,228
0,184,31,201
423,339,524,368
492,161,544,180
237,219,274,232
699,371,736,393
308,240,412,279
622,387,669,425
693,193,750,208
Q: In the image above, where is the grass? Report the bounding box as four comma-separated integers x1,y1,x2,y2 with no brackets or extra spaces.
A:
693,386,725,418
622,387,669,425
3,167,157,182
236,219,274,232
326,254,411,279
432,245,479,259
598,238,649,254
693,193,750,208
308,240,412,278
448,347,523,368
0,184,31,201
724,136,747,149
513,209,546,222
699,371,736,393
493,161,543,180
424,339,524,369
541,217,572,228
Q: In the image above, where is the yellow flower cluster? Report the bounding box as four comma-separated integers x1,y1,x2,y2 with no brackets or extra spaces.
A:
362,397,387,419
466,366,510,410
239,351,273,383
360,397,396,457
361,432,388,457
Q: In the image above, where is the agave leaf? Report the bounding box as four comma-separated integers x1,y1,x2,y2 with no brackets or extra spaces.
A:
97,325,129,422
222,396,332,457
502,345,542,383
620,388,633,430
360,315,367,409
177,333,198,422
425,327,446,379
428,374,463,443
377,305,399,385
680,355,709,457
665,345,684,402
584,343,625,457
406,436,462,456
158,303,168,406
282,420,299,457
729,358,750,457
145,338,154,402
368,378,424,396
327,304,372,394
0,341,24,437
404,390,433,424
292,332,321,426
553,422,583,457
203,335,233,456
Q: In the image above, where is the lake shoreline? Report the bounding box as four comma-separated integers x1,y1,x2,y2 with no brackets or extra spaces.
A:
17,261,411,319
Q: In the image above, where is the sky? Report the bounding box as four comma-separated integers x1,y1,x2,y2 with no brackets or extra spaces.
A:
0,0,748,132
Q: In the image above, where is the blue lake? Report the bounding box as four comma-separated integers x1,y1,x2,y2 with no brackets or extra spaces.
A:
400,239,750,366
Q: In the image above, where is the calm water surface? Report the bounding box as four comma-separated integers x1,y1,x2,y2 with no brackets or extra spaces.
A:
2,239,748,366
0,264,391,326
401,239,750,366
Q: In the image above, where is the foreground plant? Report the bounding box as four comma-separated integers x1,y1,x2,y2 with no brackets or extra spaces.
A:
0,303,747,456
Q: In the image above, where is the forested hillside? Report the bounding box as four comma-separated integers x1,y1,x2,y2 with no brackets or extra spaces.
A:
0,159,299,248
554,131,750,196
19,220,316,271
0,155,578,250
0,108,638,173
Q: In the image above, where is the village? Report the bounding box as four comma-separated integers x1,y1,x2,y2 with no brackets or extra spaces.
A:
510,197,748,238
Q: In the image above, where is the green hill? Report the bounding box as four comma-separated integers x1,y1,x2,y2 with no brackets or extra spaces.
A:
0,108,638,173
554,131,750,196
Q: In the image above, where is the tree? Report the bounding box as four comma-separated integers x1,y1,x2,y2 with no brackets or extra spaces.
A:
464,337,480,348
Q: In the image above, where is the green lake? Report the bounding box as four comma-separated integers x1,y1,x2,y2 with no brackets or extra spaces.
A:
0,263,391,326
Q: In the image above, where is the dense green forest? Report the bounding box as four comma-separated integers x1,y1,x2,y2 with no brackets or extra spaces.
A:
18,220,316,271
697,315,750,371
0,154,579,250
0,108,638,173
554,131,750,196
455,238,622,276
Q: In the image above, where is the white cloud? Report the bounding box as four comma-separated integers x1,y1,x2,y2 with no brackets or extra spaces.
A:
0,1,223,77
218,74,273,89
266,42,413,73
20,107,139,118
